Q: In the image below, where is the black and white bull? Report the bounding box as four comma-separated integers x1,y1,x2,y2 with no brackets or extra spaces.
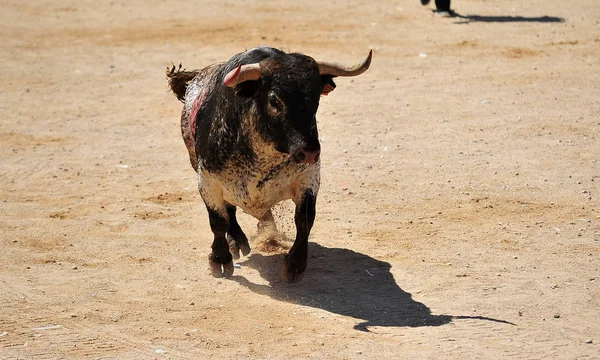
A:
166,46,371,283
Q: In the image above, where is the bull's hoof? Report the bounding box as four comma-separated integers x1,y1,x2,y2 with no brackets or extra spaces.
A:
281,255,306,284
227,235,251,260
239,242,251,256
209,260,234,278
227,235,240,260
229,245,241,260
208,253,234,278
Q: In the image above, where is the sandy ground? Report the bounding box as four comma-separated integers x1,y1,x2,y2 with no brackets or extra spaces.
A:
1,0,599,358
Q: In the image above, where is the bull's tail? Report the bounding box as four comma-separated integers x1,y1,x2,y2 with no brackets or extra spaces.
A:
166,63,199,103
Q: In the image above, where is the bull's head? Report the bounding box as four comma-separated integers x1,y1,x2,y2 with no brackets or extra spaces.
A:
223,50,372,164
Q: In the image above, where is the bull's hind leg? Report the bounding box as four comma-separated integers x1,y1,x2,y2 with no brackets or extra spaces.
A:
226,205,251,260
257,210,277,235
206,207,235,278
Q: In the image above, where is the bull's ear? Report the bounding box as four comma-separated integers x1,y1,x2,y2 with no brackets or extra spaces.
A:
233,81,257,98
321,75,337,96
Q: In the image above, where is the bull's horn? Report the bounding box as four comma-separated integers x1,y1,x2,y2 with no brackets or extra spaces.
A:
224,63,262,87
317,50,372,77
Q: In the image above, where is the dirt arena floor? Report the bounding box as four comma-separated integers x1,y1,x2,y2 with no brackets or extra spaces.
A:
1,0,599,358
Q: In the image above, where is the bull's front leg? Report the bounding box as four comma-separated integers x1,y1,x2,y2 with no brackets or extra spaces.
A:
199,175,234,278
206,206,235,278
282,188,317,283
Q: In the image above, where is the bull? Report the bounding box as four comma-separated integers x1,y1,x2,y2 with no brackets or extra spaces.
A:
166,46,371,283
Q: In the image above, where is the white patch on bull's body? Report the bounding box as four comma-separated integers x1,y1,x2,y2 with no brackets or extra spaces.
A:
201,164,319,219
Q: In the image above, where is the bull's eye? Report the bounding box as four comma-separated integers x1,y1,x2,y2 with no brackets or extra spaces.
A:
268,95,279,108
267,92,284,115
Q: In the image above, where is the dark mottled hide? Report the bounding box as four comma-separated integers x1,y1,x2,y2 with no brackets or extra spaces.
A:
166,46,370,282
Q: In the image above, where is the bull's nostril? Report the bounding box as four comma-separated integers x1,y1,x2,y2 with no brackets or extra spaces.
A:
294,151,306,162
294,147,320,164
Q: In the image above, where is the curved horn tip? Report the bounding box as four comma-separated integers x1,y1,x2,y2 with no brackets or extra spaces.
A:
364,49,373,69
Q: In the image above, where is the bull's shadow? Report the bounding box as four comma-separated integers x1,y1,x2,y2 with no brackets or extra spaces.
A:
233,242,512,331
